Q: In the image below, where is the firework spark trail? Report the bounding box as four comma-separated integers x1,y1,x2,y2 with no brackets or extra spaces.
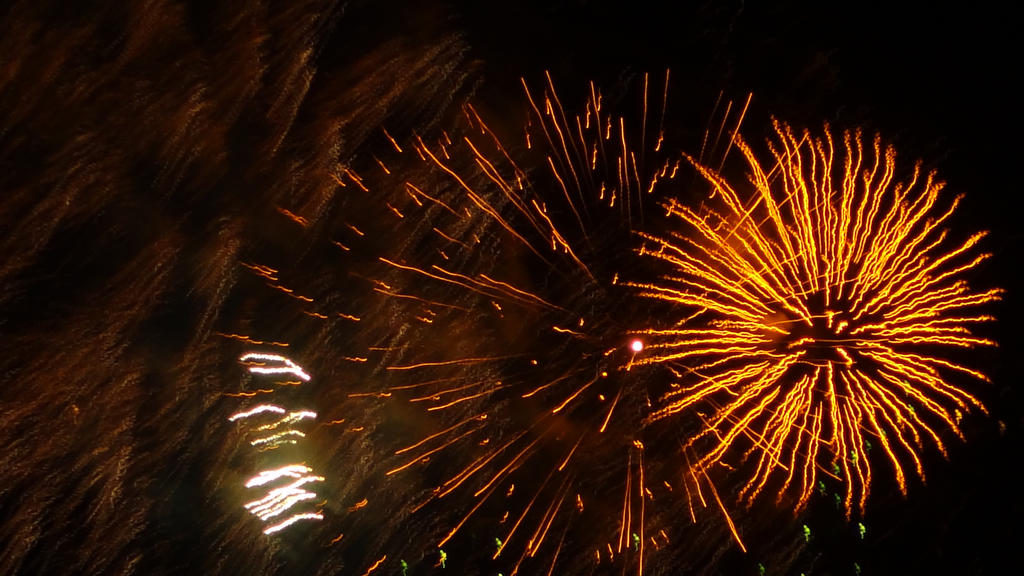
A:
0,0,483,572
229,352,324,534
240,352,312,381
318,73,714,574
632,120,1001,515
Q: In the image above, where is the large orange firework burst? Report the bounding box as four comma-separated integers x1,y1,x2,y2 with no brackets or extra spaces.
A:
632,120,1002,516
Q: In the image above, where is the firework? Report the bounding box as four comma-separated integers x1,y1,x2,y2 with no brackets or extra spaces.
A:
231,352,325,534
632,120,1001,515
238,353,313,381
2,0,1015,573
293,71,712,575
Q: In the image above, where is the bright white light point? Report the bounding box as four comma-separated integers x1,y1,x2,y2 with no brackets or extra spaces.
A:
630,339,644,353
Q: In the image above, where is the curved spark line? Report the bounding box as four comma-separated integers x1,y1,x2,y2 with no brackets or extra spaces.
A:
245,474,326,519
250,429,306,446
240,352,313,381
633,121,1001,514
263,513,326,535
255,410,318,431
245,465,315,488
229,404,286,422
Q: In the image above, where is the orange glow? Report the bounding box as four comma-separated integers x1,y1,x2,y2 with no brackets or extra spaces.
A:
633,122,1000,515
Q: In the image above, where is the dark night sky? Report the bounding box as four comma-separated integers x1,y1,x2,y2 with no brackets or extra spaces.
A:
1,1,1020,574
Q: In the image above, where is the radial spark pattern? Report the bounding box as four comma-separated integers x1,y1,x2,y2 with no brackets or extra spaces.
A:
633,121,1001,514
290,72,706,575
